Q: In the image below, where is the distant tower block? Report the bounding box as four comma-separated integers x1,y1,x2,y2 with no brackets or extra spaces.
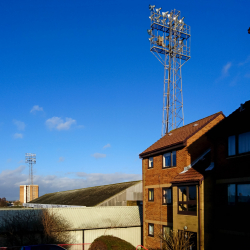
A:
148,6,191,136
20,185,39,203
25,153,36,200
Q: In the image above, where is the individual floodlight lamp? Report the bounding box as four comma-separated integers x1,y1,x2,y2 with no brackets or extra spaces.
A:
149,5,155,11
162,11,169,17
147,29,152,35
179,17,185,23
155,7,162,13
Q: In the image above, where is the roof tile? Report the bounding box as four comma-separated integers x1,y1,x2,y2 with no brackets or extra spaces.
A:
139,112,223,157
171,168,203,183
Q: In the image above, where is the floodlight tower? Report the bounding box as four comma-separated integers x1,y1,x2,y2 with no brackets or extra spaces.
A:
148,6,191,136
25,153,36,199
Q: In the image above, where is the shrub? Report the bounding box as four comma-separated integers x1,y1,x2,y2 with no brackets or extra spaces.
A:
89,235,136,250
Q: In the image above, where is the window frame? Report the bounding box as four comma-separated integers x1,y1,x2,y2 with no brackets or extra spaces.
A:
148,223,154,237
162,187,172,205
163,151,176,169
162,225,172,238
177,185,197,216
148,188,154,201
228,183,250,205
148,157,154,169
228,131,250,157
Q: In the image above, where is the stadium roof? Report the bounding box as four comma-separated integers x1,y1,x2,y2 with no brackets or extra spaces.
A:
30,180,141,207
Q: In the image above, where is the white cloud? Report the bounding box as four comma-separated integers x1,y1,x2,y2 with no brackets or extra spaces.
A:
13,120,25,130
0,166,142,200
103,143,111,149
91,153,106,159
58,157,65,162
13,133,23,139
30,105,43,113
222,62,232,77
45,117,76,131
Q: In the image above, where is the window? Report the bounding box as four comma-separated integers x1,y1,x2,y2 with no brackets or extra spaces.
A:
228,135,236,156
228,132,250,156
178,185,197,215
163,151,176,168
148,223,154,236
148,157,153,168
162,188,172,205
239,132,250,154
228,183,250,205
148,189,154,201
162,226,171,238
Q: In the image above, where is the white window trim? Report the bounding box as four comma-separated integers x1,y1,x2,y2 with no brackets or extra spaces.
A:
149,157,153,168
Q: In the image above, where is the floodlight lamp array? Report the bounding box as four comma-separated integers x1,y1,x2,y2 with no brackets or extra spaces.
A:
25,153,36,164
147,6,191,62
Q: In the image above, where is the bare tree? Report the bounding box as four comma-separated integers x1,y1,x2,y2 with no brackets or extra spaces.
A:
158,230,194,250
0,198,8,207
41,209,72,244
0,209,72,247
0,210,42,246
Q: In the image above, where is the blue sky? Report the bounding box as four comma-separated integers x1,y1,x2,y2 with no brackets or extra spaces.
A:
0,0,249,200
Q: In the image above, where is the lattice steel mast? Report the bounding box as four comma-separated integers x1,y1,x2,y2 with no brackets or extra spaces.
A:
147,6,191,136
25,153,36,199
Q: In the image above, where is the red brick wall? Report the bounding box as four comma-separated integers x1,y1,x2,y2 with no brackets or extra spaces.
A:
142,114,224,248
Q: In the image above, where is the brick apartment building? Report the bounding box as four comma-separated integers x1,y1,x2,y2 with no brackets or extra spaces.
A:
20,185,39,203
206,100,250,249
139,112,225,249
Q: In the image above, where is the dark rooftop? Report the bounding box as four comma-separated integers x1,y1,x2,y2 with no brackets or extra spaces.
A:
30,180,141,207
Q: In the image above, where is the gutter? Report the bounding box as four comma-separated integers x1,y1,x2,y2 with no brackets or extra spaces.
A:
139,142,185,158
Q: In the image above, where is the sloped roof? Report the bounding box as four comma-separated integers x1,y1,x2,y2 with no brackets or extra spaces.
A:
30,180,141,207
171,168,204,183
139,112,224,157
171,150,211,184
207,100,250,138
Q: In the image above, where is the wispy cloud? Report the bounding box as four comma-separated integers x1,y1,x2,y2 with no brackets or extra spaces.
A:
216,62,232,83
13,120,25,130
0,166,142,200
13,133,23,139
91,153,106,159
45,117,76,131
222,62,232,77
58,157,65,162
238,55,250,66
30,105,43,114
103,143,111,149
